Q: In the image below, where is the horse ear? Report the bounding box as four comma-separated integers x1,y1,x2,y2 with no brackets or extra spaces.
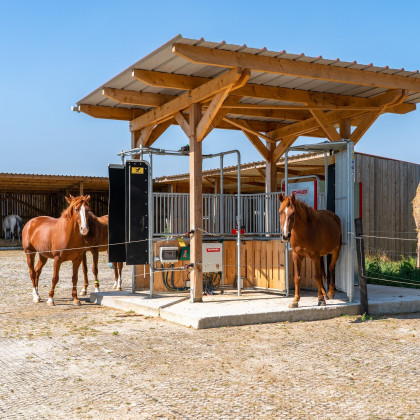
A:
279,194,284,202
65,196,71,204
291,193,296,204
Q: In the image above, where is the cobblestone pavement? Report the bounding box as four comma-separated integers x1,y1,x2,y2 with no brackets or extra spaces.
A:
0,250,419,419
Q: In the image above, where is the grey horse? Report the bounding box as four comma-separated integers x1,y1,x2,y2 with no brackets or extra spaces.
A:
2,215,24,242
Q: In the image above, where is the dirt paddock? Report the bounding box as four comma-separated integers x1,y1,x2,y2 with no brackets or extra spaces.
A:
0,249,419,419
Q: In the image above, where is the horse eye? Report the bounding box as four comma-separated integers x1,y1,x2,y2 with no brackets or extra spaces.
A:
76,208,79,212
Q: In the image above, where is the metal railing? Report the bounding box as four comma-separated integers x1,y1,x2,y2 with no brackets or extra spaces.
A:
153,191,327,237
153,192,284,237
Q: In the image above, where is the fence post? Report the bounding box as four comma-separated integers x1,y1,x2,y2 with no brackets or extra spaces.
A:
355,218,368,315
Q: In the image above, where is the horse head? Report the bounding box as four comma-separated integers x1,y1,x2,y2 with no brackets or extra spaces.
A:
279,193,297,242
65,195,91,236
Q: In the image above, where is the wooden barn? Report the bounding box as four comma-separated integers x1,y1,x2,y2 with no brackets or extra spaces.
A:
0,173,109,233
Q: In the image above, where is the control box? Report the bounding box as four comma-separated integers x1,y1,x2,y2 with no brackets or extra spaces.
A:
202,242,223,273
159,246,179,263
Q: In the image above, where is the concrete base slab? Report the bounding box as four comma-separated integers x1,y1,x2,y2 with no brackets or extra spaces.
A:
90,285,420,329
90,291,189,317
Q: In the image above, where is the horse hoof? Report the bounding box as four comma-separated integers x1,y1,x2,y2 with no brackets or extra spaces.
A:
328,292,335,300
94,288,99,293
80,290,87,296
112,285,117,290
73,300,81,306
288,302,299,309
318,300,326,306
47,298,55,307
33,296,40,303
116,287,122,291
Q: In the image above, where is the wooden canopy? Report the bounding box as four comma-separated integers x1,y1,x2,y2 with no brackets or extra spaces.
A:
76,34,419,161
75,35,420,302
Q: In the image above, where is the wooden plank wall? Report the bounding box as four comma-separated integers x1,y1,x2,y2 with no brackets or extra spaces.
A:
134,239,317,292
0,192,108,236
354,154,420,260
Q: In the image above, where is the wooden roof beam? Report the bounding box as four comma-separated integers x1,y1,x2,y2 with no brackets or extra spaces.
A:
240,128,270,161
131,70,415,114
267,89,405,140
223,117,275,143
103,87,175,107
130,68,249,132
309,107,341,141
349,89,408,144
273,136,298,162
78,105,145,121
172,43,420,92
145,120,172,147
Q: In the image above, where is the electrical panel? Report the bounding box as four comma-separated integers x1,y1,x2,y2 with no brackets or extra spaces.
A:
159,246,179,263
202,242,223,273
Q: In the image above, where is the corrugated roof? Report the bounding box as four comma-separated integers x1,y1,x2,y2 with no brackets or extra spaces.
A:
0,173,108,193
76,34,420,114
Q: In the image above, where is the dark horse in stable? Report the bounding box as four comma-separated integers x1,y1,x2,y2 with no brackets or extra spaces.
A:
80,214,124,295
279,193,341,308
22,195,91,306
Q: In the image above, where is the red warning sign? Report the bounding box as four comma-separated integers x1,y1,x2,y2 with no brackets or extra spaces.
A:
206,248,221,253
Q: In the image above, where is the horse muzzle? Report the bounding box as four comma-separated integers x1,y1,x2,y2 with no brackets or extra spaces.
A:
282,233,291,242
80,227,89,236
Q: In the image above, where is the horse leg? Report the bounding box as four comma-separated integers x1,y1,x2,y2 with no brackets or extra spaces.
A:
91,250,100,293
328,246,341,299
48,257,62,306
313,256,328,306
80,252,89,296
289,252,304,308
71,257,82,306
26,252,40,303
115,262,123,291
33,254,47,302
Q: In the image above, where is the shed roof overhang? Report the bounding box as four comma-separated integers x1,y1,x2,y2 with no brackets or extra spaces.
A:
0,173,109,194
75,35,419,160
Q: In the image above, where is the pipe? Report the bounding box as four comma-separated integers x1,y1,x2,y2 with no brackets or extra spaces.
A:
236,150,241,296
284,150,289,297
149,153,154,298
220,154,224,235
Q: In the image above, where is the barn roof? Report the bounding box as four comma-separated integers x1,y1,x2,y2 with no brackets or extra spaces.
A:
74,34,419,157
0,173,108,194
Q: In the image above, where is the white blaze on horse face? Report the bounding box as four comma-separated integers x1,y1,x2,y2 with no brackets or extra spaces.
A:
283,206,289,238
79,204,89,235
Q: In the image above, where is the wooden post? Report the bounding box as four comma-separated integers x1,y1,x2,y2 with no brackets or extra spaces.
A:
355,218,369,315
79,181,84,196
189,103,203,302
265,142,277,193
7,192,11,215
340,118,351,139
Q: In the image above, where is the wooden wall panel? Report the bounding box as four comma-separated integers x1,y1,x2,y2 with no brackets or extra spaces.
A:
135,239,319,293
1,192,108,237
354,154,420,260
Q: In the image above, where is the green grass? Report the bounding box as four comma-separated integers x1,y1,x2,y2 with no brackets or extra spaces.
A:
365,255,420,289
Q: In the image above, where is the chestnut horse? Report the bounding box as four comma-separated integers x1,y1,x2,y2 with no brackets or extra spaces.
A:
80,214,124,295
22,195,91,306
279,194,341,308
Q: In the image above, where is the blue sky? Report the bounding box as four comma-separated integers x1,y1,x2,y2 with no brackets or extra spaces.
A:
1,0,420,178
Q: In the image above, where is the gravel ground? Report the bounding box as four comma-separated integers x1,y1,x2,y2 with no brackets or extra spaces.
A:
0,249,419,419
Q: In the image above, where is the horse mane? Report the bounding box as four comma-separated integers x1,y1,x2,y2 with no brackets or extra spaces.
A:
61,196,85,219
281,196,317,225
294,199,318,225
